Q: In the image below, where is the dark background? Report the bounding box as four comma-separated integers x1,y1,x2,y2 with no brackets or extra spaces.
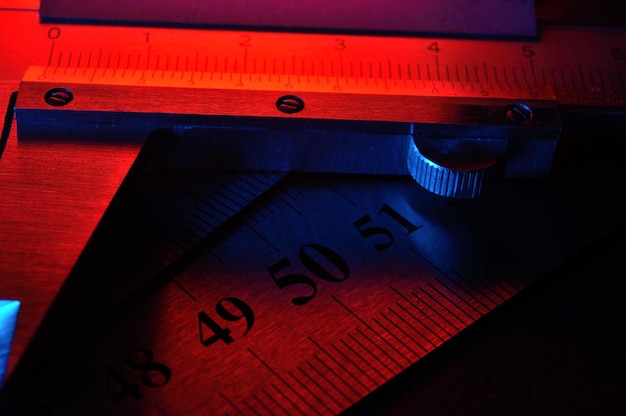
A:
344,3,626,412
344,0,626,404
536,0,626,28
344,224,626,415
7,1,625,414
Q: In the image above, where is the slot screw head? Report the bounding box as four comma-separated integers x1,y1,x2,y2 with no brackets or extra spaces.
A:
505,103,533,123
276,95,304,114
44,88,74,107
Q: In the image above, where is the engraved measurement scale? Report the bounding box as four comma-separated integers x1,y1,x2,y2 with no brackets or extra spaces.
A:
4,153,626,415
1,7,626,415
15,22,626,109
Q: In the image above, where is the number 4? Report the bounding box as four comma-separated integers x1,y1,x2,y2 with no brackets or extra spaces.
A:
428,42,440,53
199,311,234,346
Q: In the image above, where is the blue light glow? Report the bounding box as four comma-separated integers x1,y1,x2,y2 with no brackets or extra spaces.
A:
0,300,20,386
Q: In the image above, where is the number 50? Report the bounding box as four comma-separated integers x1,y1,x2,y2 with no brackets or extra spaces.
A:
268,244,350,306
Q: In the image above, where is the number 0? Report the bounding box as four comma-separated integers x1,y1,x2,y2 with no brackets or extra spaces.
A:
47,27,61,39
299,244,349,282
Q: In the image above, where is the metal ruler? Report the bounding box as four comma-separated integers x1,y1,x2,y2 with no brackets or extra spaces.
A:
13,22,626,109
37,0,538,38
4,152,626,415
1,3,626,415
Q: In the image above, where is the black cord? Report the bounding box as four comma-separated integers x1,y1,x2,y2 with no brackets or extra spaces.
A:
0,91,18,160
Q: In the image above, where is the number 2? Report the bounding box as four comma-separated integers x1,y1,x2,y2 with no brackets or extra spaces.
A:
239,35,252,47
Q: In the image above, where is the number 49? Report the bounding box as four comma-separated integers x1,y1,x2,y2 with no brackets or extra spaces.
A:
198,297,255,347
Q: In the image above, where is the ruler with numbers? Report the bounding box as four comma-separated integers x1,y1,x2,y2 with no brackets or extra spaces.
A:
10,18,626,108
1,3,626,415
3,144,626,415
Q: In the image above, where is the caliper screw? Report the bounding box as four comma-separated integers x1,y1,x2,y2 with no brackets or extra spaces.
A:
44,87,74,107
276,95,304,114
505,103,533,123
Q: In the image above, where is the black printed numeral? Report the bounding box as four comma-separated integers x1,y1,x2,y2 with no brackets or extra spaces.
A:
268,244,350,306
198,297,255,347
354,204,422,250
107,348,171,402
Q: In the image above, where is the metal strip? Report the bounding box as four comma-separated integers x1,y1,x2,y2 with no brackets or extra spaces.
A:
39,0,537,38
4,166,625,414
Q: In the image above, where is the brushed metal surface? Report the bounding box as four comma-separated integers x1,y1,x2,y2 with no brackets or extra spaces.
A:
0,8,139,378
2,164,625,415
38,0,537,38
0,108,142,377
1,3,625,415
15,81,561,180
